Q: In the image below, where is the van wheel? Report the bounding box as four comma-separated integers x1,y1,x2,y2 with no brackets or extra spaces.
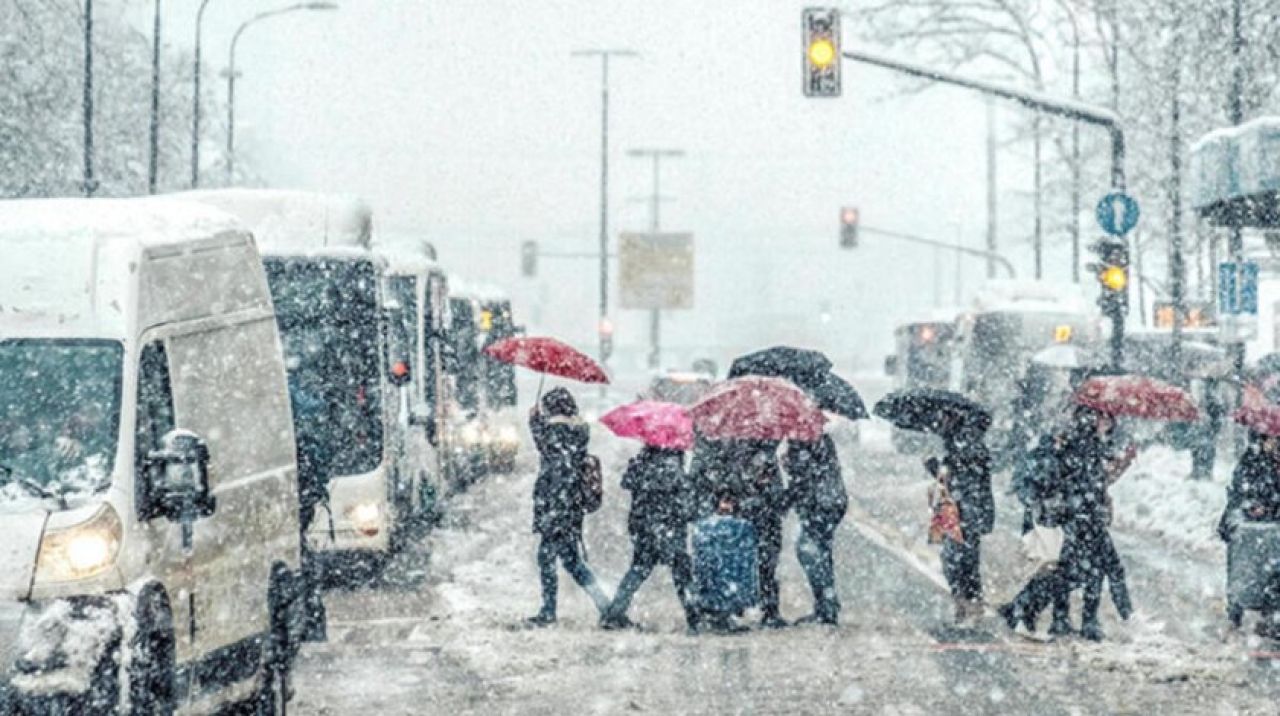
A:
256,567,295,716
128,589,176,716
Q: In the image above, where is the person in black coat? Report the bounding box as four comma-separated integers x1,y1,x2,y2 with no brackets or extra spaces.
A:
933,419,995,624
601,445,699,630
737,440,789,628
1218,431,1280,633
1000,430,1073,636
1054,406,1132,641
527,388,610,626
783,434,848,625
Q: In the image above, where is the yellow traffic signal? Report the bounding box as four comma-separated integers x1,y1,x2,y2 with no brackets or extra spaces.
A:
1053,324,1073,343
808,38,836,68
1099,265,1128,292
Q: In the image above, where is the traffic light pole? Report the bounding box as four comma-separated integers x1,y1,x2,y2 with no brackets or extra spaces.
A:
842,48,1126,192
861,225,1017,279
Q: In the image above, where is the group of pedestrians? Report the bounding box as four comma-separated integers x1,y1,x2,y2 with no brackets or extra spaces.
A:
524,387,848,633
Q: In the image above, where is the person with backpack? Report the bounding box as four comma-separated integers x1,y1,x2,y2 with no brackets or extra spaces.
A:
600,444,699,631
737,440,789,628
526,387,610,626
783,434,848,626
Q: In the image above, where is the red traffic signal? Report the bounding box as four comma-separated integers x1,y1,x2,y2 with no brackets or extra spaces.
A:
840,206,859,249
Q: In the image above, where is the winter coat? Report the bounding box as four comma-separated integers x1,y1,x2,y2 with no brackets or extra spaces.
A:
1056,425,1112,535
941,431,995,537
783,435,849,533
621,446,692,552
736,442,788,528
1218,445,1280,541
688,439,785,524
530,412,590,537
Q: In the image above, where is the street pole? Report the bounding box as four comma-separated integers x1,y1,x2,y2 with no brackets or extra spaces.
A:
1169,7,1186,375
628,147,684,370
192,0,214,188
82,0,95,197
226,3,339,185
1228,0,1246,381
148,0,162,194
572,49,638,367
1069,4,1082,283
953,223,963,306
985,98,997,280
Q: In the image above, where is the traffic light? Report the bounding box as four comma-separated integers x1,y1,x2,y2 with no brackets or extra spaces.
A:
1090,238,1129,317
840,206,859,249
521,240,537,277
802,8,841,97
599,317,614,362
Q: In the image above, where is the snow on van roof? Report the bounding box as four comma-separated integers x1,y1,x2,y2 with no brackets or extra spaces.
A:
173,188,372,250
380,250,442,276
0,197,246,336
968,280,1092,315
448,275,509,302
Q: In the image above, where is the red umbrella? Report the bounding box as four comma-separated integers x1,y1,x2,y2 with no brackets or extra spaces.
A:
1234,385,1280,436
600,401,694,450
690,376,825,442
483,336,609,384
1073,374,1199,422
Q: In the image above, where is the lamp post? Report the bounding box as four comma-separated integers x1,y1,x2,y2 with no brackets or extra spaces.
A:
225,2,338,184
191,0,215,188
82,0,95,196
571,48,638,366
628,147,684,369
148,0,162,194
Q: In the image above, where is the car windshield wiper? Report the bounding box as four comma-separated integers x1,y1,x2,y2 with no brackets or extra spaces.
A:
0,464,62,504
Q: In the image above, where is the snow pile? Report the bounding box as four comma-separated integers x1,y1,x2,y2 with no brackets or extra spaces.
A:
967,279,1092,317
1109,445,1226,554
10,598,121,696
1189,115,1280,208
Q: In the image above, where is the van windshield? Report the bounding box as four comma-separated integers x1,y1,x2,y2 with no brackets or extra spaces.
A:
264,257,384,480
0,339,123,511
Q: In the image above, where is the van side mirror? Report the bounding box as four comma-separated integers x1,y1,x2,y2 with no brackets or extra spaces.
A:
884,355,898,376
144,430,216,527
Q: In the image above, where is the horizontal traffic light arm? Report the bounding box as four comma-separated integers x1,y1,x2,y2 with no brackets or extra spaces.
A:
859,224,1017,278
842,47,1126,191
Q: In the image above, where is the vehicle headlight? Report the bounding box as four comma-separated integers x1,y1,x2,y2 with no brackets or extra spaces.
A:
346,502,381,536
459,423,484,445
497,425,520,445
34,505,122,583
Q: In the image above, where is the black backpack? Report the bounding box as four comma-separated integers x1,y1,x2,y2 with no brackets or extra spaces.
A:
580,454,603,513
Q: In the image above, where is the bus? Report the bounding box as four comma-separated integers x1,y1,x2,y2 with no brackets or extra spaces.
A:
885,316,958,453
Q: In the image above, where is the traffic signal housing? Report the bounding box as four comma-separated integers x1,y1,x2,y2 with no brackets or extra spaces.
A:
1090,238,1129,317
803,8,841,97
521,240,538,277
840,206,859,249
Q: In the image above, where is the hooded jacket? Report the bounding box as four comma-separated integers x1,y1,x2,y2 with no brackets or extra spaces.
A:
783,434,848,532
621,446,692,548
530,411,590,537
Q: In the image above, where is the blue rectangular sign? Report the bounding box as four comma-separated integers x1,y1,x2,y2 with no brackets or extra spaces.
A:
1218,261,1259,315
1219,262,1237,313
1241,262,1259,314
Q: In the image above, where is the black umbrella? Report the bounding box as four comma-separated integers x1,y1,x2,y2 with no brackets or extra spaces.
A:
873,388,991,437
728,346,868,420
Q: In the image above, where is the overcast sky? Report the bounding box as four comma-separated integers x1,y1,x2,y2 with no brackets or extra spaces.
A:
131,0,1100,372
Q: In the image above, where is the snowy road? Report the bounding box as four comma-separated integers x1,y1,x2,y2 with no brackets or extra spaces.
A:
291,429,1280,715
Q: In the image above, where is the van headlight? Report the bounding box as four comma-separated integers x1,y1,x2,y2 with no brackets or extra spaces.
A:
496,425,519,446
34,505,122,583
459,423,484,446
346,502,381,536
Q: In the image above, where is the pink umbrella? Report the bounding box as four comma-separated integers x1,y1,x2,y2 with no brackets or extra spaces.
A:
1235,385,1280,436
690,376,825,442
600,401,694,451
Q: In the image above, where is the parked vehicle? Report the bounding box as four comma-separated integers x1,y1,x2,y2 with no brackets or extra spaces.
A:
641,371,717,406
178,189,419,561
383,251,451,517
0,198,303,713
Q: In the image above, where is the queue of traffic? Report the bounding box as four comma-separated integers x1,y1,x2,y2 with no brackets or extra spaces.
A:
0,191,521,714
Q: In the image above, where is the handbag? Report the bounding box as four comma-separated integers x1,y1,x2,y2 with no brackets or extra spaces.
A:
1021,524,1064,567
928,481,965,545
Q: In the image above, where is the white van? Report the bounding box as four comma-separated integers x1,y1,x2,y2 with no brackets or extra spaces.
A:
175,190,414,561
0,198,303,714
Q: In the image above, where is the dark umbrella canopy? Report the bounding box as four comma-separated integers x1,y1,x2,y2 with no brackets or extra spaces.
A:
728,346,867,420
873,388,991,437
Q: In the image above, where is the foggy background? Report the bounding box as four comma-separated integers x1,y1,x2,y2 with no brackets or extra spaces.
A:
123,0,1107,373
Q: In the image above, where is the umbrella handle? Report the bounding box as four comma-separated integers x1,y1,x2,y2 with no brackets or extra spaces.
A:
536,374,545,402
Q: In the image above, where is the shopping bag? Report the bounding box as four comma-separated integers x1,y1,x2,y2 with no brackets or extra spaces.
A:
928,494,964,545
1020,525,1064,567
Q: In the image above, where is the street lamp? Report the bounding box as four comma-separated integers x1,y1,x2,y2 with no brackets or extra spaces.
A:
571,48,638,366
191,0,215,188
224,2,338,184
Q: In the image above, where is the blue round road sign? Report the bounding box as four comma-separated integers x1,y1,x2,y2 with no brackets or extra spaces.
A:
1096,192,1140,236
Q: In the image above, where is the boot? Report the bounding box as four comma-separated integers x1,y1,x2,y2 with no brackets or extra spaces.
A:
997,603,1019,631
599,611,636,630
584,581,612,616
1048,616,1073,637
1080,618,1105,642
526,609,556,627
760,611,789,629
